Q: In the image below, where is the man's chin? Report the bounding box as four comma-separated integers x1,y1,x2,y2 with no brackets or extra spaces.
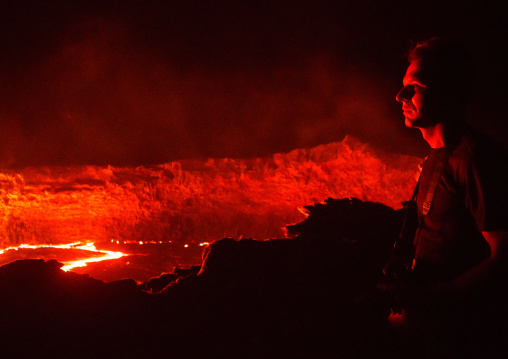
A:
404,116,418,128
404,116,430,128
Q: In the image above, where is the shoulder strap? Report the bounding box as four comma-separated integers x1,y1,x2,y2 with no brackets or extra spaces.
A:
419,149,451,219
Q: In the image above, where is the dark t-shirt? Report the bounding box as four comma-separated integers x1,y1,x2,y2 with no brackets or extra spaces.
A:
413,125,508,284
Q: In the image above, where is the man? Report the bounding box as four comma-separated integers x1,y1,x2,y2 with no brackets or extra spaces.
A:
389,37,508,358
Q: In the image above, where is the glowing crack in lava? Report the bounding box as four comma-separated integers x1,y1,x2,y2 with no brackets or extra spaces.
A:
0,137,422,281
0,242,126,271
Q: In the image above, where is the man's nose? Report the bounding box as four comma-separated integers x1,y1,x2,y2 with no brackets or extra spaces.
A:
396,86,412,102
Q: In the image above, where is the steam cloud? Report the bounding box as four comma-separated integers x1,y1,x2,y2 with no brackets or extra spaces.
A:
0,1,425,168
0,1,506,168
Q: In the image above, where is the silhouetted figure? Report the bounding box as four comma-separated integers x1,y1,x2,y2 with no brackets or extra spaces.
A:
384,37,508,358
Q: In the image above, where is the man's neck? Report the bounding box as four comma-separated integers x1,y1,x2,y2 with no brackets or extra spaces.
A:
419,121,465,149
419,123,446,149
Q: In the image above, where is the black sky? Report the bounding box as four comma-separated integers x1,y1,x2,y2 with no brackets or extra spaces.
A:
0,0,506,168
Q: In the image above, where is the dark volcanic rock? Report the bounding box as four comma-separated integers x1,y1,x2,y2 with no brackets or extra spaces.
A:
139,265,201,293
166,198,404,358
141,273,179,293
0,198,409,358
286,197,405,242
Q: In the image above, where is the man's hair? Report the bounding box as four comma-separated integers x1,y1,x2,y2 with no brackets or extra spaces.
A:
408,37,474,112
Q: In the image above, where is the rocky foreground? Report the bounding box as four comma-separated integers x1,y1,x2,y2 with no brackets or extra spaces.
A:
0,198,420,358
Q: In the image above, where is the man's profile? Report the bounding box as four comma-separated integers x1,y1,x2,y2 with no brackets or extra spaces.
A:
385,37,508,358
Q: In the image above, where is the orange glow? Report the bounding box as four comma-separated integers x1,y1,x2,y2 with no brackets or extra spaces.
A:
0,242,126,271
0,138,421,277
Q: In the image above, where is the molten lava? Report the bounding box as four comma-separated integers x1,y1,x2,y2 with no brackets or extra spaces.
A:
0,242,126,271
0,137,422,280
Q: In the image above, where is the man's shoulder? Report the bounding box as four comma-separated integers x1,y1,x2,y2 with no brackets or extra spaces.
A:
453,126,507,163
445,125,507,186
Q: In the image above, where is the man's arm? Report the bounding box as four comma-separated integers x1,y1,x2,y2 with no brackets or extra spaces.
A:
483,231,508,261
377,231,508,311
451,231,508,290
415,231,508,302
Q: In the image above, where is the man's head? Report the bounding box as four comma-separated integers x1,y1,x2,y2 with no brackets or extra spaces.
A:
396,37,473,128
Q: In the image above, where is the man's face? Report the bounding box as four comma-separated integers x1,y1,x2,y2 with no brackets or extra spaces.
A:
396,60,441,128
